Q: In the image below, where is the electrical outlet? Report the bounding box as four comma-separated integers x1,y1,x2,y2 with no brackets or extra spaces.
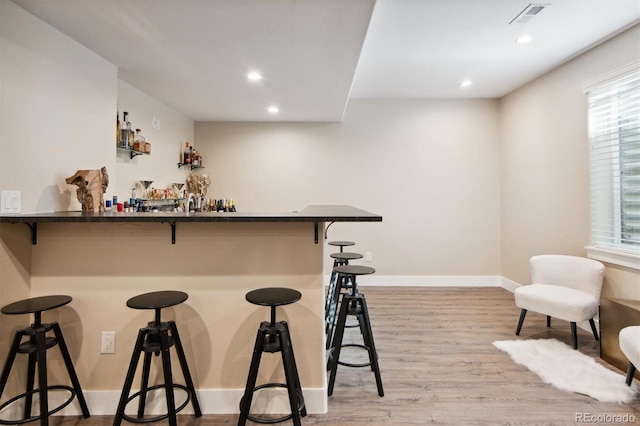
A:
0,190,21,214
152,117,161,130
101,331,116,354
365,252,372,262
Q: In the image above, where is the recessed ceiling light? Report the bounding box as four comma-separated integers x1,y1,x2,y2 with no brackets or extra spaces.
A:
267,105,279,114
460,80,473,88
247,71,262,81
516,35,533,44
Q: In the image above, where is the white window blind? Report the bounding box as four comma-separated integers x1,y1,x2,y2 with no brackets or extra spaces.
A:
587,66,640,256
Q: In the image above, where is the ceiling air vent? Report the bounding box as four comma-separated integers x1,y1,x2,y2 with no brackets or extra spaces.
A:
509,4,549,24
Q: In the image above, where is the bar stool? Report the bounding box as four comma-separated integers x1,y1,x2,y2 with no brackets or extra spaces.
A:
327,265,383,397
238,288,306,426
327,241,355,253
0,295,90,426
325,252,363,349
113,291,201,426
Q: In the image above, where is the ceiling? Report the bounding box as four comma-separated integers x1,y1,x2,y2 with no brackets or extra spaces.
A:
11,0,640,122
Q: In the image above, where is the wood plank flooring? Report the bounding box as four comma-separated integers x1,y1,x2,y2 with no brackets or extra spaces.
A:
50,287,640,425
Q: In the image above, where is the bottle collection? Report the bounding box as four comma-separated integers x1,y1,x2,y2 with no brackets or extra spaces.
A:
181,141,202,167
104,189,237,213
116,111,151,154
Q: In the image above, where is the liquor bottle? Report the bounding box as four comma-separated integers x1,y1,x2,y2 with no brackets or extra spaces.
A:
116,112,120,146
183,142,191,164
230,199,236,212
120,112,130,148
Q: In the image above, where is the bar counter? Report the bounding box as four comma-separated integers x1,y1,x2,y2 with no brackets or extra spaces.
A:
0,205,381,244
0,205,381,416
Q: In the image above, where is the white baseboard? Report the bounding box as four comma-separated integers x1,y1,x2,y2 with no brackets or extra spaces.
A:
325,274,503,287
18,387,327,417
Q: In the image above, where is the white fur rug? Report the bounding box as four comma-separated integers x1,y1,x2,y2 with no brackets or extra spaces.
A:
493,338,637,404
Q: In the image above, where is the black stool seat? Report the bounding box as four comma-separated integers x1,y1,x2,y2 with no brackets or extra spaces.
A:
327,241,355,253
327,265,383,398
126,291,188,310
1,295,72,316
329,252,363,261
246,288,301,307
239,288,306,426
0,295,90,426
114,291,201,426
333,265,375,276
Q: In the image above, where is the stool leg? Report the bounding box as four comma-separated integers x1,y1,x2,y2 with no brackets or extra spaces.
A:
281,321,306,417
24,348,36,420
359,295,384,397
114,328,148,426
169,321,202,416
277,327,301,426
52,323,90,418
0,330,26,417
325,259,340,318
137,351,153,419
238,326,267,426
326,272,346,350
327,294,350,396
159,329,177,426
35,329,48,426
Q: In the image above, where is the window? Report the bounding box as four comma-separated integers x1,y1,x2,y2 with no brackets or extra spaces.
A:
585,64,640,269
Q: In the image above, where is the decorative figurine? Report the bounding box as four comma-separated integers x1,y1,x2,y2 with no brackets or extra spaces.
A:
66,166,109,213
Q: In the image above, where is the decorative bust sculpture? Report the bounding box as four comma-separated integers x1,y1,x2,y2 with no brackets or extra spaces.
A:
66,166,109,213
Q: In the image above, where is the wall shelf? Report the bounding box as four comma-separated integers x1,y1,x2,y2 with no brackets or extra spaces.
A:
117,147,149,159
177,163,204,170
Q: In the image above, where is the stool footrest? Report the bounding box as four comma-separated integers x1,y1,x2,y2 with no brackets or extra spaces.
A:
122,383,192,424
0,385,76,425
329,344,376,368
240,383,305,425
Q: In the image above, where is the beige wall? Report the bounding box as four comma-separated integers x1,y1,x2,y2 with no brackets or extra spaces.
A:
499,24,640,298
0,1,195,214
195,99,502,280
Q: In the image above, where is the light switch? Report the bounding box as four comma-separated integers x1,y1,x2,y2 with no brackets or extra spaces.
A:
0,190,21,214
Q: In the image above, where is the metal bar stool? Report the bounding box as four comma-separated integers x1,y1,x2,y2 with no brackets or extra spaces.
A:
327,265,384,397
0,295,90,426
113,291,201,426
238,288,306,426
327,241,355,253
325,252,363,349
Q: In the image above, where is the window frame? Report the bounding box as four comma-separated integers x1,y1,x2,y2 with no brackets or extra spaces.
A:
584,62,640,270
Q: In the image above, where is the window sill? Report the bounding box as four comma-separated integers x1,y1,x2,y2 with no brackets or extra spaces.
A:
586,246,640,270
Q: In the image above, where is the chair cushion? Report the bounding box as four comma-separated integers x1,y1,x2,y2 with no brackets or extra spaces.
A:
619,326,640,368
514,283,598,323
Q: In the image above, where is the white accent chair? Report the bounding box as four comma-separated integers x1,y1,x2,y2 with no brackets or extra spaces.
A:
514,255,605,350
619,326,640,385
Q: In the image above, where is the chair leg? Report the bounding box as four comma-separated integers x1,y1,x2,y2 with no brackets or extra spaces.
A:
159,330,177,426
546,316,551,328
238,326,267,426
625,363,636,386
169,321,202,417
114,329,147,426
52,323,91,418
515,309,527,335
35,330,48,426
570,322,578,350
589,318,599,341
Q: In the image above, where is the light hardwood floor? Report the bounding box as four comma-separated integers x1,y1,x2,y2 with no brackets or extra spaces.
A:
50,287,640,425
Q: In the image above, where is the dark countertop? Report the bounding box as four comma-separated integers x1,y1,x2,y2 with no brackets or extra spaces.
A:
0,205,382,224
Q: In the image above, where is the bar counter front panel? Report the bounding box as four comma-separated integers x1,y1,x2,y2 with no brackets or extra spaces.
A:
0,205,381,415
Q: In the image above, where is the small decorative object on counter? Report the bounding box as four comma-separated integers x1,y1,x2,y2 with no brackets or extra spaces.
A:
66,166,109,213
185,172,210,198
